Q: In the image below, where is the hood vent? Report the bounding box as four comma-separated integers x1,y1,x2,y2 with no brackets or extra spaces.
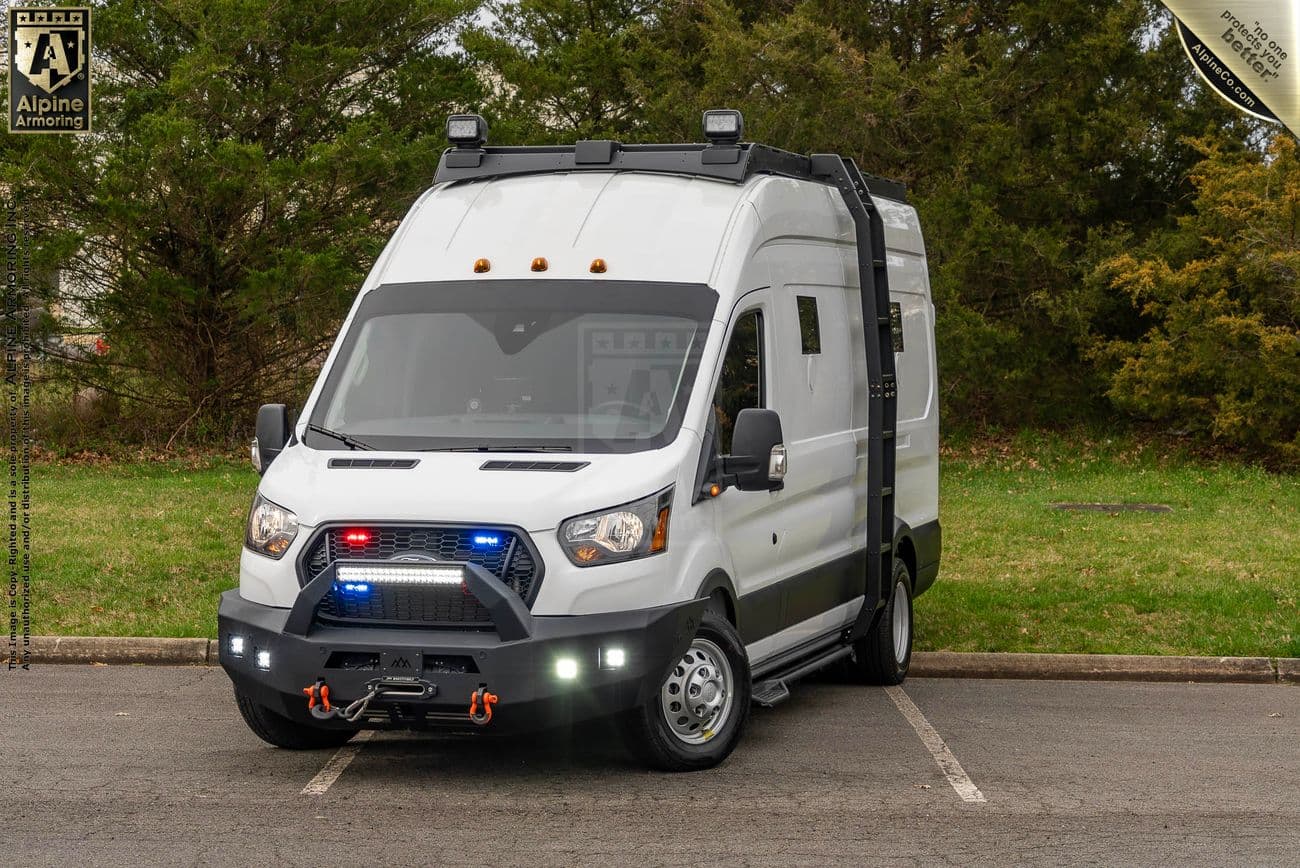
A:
328,457,420,469
480,460,589,472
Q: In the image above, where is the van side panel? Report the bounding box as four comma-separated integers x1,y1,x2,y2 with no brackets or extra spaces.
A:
888,250,940,534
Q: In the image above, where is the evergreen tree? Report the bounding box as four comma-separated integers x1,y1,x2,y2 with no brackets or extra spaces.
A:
2,0,482,439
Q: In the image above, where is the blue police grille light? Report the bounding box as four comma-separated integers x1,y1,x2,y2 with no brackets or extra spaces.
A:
472,534,501,547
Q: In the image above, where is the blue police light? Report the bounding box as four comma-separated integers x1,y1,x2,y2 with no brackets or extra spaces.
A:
472,534,501,547
339,582,371,594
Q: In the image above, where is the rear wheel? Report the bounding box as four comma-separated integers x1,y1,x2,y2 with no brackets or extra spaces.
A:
235,690,360,750
620,610,751,772
846,558,913,685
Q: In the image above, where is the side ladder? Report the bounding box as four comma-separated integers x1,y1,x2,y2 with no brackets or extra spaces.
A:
811,154,898,639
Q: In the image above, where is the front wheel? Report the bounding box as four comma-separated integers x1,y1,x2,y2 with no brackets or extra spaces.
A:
846,558,914,685
620,610,751,772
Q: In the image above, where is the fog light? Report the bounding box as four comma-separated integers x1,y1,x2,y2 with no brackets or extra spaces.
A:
256,649,272,671
555,657,579,680
228,635,245,657
601,647,625,669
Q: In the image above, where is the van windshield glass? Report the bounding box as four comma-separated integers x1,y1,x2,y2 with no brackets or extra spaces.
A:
307,280,718,454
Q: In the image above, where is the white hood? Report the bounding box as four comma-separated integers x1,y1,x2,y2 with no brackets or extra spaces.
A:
255,439,695,533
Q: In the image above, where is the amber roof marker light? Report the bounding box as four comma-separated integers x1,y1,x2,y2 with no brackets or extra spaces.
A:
530,257,549,272
473,258,491,273
589,258,608,273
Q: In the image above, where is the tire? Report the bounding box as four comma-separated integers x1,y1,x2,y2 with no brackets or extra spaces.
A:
846,558,913,685
620,610,751,772
235,690,360,750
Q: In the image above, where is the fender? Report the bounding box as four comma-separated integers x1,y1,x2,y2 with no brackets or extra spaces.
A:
694,568,739,625
892,516,917,587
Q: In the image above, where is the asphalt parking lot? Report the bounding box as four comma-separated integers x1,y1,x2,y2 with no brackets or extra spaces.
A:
3,666,1297,866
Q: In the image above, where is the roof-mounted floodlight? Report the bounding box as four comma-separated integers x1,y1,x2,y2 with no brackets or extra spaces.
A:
702,109,743,145
447,114,488,148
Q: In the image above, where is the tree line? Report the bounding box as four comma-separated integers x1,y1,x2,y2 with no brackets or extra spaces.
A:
2,0,1295,464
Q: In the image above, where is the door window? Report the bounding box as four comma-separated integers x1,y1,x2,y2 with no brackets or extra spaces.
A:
712,309,764,454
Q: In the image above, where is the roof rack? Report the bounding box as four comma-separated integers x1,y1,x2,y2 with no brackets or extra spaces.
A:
435,111,899,630
434,140,908,203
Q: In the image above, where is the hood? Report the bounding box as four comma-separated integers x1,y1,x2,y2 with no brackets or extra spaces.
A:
255,439,696,533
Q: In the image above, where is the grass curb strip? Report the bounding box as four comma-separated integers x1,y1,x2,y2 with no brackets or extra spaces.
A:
18,638,1300,683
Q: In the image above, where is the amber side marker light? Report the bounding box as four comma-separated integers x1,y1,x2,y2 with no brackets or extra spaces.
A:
531,257,549,272
708,483,721,498
574,545,601,563
589,258,607,274
473,258,491,273
650,507,670,553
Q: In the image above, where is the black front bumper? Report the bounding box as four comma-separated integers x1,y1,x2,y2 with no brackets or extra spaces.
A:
218,566,705,733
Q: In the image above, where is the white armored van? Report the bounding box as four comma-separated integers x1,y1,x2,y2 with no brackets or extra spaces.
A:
220,111,941,771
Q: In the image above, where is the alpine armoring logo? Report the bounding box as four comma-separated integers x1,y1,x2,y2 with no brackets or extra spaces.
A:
8,6,92,133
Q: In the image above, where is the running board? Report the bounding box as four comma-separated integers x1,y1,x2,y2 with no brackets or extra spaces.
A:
750,644,854,708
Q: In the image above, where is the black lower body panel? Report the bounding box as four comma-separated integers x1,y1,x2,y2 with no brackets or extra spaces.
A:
912,518,941,596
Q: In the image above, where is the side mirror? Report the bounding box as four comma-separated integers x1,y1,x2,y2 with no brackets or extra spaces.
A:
722,408,787,492
252,404,290,475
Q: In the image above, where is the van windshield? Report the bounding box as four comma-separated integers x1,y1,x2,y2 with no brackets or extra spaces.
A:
306,280,718,454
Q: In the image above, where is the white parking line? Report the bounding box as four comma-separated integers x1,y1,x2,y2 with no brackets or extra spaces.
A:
301,730,374,796
885,685,987,803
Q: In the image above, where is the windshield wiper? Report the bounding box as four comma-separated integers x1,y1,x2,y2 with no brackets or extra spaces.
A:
304,423,375,451
422,444,574,453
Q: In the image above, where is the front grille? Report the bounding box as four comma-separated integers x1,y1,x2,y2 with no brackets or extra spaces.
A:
318,580,495,626
301,525,541,628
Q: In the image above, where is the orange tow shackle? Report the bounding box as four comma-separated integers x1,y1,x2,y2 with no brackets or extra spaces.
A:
302,679,332,713
468,686,499,725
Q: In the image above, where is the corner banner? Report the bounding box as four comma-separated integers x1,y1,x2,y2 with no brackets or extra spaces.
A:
1163,1,1297,132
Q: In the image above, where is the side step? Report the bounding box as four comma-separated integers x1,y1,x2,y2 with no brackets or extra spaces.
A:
751,680,791,707
751,644,854,708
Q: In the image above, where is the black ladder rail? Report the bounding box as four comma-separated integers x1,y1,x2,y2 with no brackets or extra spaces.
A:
809,154,898,639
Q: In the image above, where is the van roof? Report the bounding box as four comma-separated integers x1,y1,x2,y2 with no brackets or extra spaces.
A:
377,171,756,286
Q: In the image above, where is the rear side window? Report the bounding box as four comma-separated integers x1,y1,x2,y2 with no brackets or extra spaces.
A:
712,309,764,453
796,296,820,354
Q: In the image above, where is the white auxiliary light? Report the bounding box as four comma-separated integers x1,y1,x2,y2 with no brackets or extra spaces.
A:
255,649,272,671
601,647,626,669
702,109,744,143
555,657,579,680
228,635,246,657
446,114,488,147
335,564,465,586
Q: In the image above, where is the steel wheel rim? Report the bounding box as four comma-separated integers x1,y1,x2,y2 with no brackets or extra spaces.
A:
892,579,910,665
659,637,734,745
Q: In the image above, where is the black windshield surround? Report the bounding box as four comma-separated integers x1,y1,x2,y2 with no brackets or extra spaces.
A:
307,280,718,454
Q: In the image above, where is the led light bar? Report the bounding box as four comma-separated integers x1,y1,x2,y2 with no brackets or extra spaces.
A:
335,564,465,585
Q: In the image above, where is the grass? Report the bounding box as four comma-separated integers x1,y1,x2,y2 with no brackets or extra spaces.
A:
34,458,253,638
914,431,1300,657
28,433,1300,656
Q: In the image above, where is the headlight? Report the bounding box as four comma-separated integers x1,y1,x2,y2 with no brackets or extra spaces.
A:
559,487,673,567
245,492,299,559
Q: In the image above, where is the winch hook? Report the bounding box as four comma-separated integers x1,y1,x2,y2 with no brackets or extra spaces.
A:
302,678,379,722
